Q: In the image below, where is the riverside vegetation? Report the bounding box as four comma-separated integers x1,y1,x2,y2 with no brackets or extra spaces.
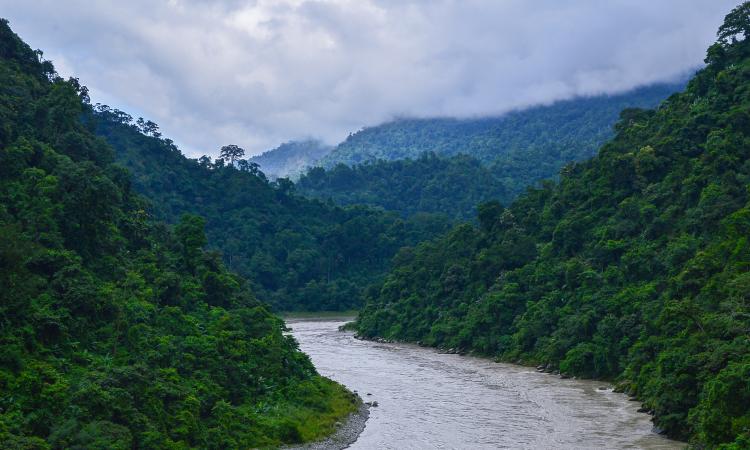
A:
0,20,359,448
354,4,750,448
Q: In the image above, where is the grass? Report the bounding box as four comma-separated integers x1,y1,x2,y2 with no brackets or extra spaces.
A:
256,376,360,447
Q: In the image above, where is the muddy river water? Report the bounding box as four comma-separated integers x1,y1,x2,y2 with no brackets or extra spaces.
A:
288,318,684,450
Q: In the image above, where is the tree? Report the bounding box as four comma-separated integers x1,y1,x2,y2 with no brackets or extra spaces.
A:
220,144,245,166
175,214,207,273
477,200,503,233
717,1,750,45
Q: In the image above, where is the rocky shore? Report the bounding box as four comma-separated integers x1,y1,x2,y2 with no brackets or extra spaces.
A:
286,400,370,450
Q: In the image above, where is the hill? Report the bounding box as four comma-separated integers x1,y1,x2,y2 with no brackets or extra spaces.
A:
0,18,358,448
299,82,679,221
300,82,685,220
353,4,750,448
249,139,332,179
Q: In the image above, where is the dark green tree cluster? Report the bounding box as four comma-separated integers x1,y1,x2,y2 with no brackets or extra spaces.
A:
355,4,750,448
297,152,508,220
0,19,357,448
93,96,450,312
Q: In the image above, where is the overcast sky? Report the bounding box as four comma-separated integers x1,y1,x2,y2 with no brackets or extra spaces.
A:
0,0,738,157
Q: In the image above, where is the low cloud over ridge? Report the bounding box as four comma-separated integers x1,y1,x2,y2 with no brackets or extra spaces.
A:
0,0,737,156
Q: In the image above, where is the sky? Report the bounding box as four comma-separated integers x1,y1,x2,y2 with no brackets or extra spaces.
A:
0,0,739,157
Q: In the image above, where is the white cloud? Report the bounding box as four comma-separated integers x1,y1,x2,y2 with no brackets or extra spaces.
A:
0,0,738,156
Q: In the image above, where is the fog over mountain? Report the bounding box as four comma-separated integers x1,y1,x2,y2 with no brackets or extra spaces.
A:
0,0,736,157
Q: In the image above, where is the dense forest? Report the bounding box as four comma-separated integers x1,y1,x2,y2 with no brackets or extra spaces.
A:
248,139,332,180
298,153,507,219
94,107,450,312
354,5,750,448
0,19,362,448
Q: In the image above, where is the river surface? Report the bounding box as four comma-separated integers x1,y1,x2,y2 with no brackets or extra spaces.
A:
287,317,684,450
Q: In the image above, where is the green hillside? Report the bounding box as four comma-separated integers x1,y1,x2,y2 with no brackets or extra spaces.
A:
0,19,358,448
322,82,684,169
354,5,750,448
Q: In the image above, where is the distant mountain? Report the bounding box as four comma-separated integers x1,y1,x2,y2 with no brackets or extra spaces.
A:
249,139,332,179
299,82,686,219
320,81,686,169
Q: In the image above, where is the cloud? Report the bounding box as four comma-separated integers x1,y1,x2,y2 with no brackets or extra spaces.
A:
0,0,738,157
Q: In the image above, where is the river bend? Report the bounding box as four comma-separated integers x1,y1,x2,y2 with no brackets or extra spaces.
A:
288,318,683,450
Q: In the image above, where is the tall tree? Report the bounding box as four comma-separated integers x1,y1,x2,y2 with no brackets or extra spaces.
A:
220,144,245,165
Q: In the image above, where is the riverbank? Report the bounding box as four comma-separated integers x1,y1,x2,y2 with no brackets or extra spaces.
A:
286,399,370,450
281,311,358,320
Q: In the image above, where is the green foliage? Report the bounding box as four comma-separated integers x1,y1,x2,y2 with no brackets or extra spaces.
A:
355,4,750,447
0,20,356,448
298,153,508,219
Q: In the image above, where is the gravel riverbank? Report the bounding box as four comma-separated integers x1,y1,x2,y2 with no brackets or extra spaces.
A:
286,400,370,450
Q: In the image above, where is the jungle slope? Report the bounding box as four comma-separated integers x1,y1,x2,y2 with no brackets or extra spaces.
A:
0,19,357,449
321,82,684,169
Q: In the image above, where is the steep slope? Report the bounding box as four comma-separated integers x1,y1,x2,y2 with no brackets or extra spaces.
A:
94,105,450,312
249,139,332,180
0,19,358,448
298,153,508,219
354,4,750,448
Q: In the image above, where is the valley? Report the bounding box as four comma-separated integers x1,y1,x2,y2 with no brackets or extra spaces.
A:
1,2,749,448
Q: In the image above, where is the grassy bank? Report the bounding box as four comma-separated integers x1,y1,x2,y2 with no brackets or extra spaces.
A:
254,377,359,447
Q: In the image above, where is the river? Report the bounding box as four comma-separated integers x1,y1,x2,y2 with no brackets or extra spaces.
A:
287,317,684,450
